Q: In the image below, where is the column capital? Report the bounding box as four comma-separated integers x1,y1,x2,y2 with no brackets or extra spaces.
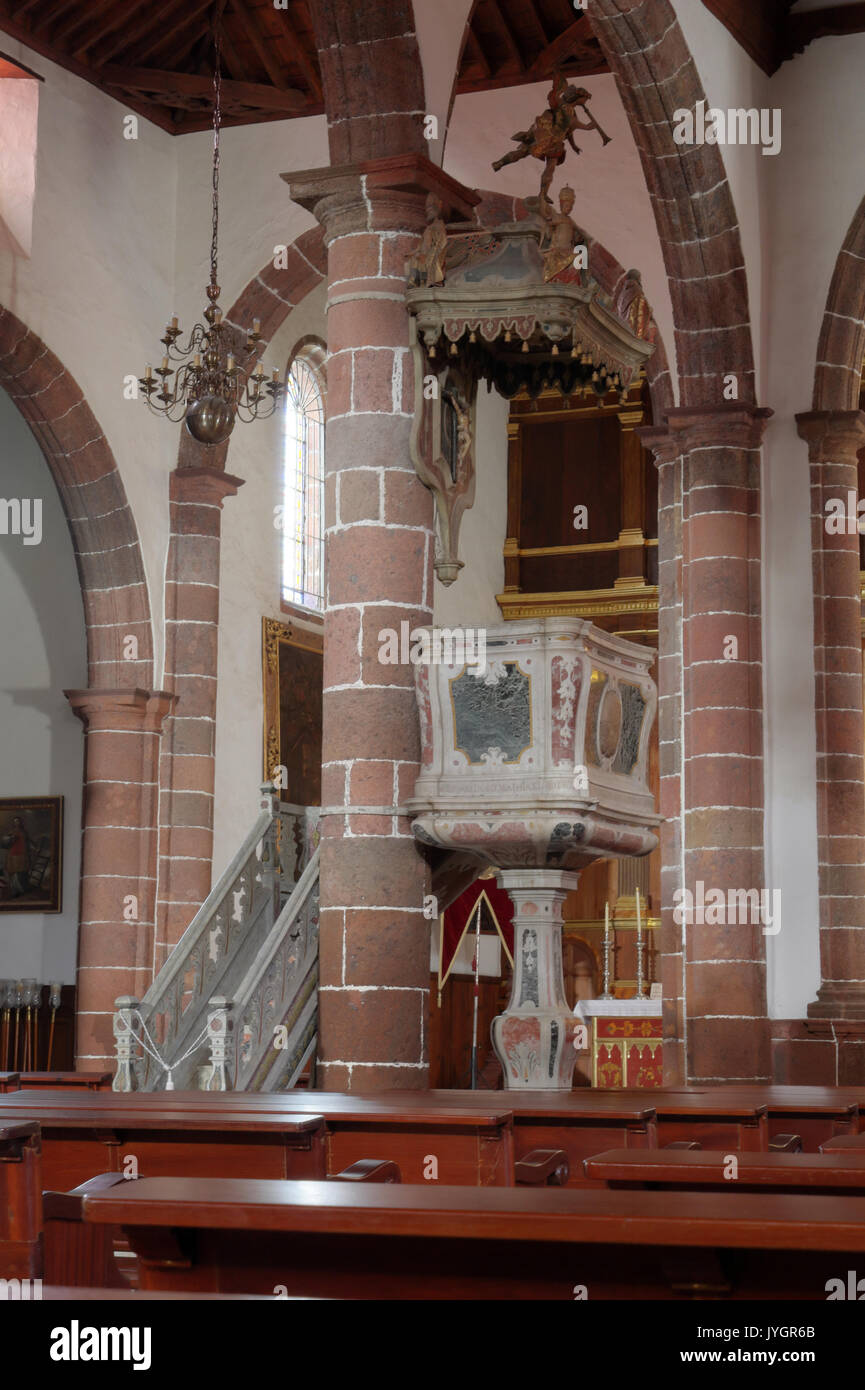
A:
796,409,865,463
283,153,478,241
65,687,176,733
170,465,245,507
665,403,773,452
636,424,680,466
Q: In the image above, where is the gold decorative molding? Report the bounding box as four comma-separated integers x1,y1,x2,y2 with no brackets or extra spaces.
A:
497,582,658,625
505,531,657,560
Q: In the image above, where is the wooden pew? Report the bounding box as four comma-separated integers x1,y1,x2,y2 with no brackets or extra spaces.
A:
387,1089,658,1184
80,1176,865,1299
599,1089,769,1150
0,1092,515,1187
820,1134,865,1153
0,1120,42,1278
43,1172,129,1288
0,1095,329,1190
584,1147,865,1196
693,1086,859,1151
19,1071,112,1092
0,1073,21,1093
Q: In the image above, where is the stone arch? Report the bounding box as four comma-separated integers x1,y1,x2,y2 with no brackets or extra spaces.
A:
812,193,865,410
0,303,153,688
448,0,755,408
307,0,427,163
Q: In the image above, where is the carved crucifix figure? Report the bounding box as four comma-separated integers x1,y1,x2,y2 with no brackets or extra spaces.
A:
491,73,612,203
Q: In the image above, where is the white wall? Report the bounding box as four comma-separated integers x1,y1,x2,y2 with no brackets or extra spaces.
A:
0,387,86,982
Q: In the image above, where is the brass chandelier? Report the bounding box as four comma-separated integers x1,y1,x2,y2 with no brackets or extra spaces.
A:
138,8,283,445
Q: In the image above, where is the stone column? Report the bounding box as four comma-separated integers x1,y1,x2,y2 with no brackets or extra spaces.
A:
287,156,477,1090
492,870,581,1089
65,687,174,1069
796,410,865,1020
155,464,243,967
641,404,772,1083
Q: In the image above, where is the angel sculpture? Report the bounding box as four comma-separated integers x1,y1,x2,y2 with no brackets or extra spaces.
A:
492,73,612,203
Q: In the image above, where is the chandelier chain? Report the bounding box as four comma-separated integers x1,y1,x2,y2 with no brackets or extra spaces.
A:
210,4,222,293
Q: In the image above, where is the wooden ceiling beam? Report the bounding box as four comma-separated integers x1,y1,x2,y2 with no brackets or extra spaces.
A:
72,6,138,60
132,2,212,66
525,1,551,47
46,0,118,50
784,1,865,62
90,0,188,67
487,0,526,71
29,0,82,39
273,13,323,99
228,0,293,90
526,15,593,76
101,66,306,111
466,25,492,79
218,23,252,83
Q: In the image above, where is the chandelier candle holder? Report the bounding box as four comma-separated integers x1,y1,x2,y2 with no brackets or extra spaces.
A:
138,10,283,445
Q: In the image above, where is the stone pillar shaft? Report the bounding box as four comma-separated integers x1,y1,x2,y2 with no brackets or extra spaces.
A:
797,410,865,1018
66,687,173,1069
642,405,772,1083
287,159,476,1089
155,465,242,967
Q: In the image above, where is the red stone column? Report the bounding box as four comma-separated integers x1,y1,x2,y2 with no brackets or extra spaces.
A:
642,405,772,1082
65,688,174,1069
288,157,476,1090
797,410,865,1020
155,465,243,967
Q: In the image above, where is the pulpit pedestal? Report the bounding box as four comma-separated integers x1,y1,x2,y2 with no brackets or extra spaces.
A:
491,870,583,1089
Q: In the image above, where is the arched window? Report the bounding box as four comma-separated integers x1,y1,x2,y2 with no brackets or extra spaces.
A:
282,353,325,612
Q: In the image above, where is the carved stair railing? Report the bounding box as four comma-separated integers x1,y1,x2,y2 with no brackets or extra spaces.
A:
113,786,282,1091
209,846,321,1092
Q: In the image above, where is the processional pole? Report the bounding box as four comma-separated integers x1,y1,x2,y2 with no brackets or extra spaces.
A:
470,897,482,1089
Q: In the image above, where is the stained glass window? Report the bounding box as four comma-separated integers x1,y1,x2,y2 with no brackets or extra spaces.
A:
282,357,324,611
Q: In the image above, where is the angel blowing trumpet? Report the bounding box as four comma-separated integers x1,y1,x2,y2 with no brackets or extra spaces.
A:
492,72,612,203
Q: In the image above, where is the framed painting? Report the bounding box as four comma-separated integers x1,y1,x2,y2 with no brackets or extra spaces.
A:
0,797,63,913
262,617,323,805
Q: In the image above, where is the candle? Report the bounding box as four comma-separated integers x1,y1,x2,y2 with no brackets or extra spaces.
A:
227,354,235,371
635,888,644,999
144,364,153,379
193,353,201,368
252,318,261,335
160,356,168,371
170,315,178,330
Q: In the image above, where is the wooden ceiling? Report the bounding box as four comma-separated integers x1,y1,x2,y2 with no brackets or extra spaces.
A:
0,1,861,133
0,0,606,134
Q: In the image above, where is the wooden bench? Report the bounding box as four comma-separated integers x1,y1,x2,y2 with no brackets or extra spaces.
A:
80,1176,865,1299
0,1091,515,1187
584,1147,865,1196
600,1088,769,1150
19,1071,113,1092
0,1073,20,1094
391,1089,658,1184
0,1094,330,1190
820,1134,865,1153
694,1086,859,1151
0,1120,42,1278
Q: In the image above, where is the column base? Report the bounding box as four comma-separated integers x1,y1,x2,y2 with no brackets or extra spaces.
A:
807,985,865,1021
